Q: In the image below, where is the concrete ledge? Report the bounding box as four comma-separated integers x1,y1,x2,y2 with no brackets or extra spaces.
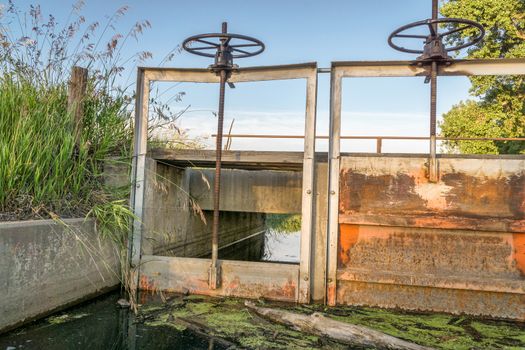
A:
0,218,120,334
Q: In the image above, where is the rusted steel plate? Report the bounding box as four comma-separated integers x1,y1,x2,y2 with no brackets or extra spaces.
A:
338,224,525,282
335,154,525,320
337,268,525,294
336,280,525,321
139,255,299,302
339,156,525,232
336,224,525,318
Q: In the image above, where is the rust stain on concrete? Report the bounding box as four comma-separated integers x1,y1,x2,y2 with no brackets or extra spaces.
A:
338,224,360,267
281,278,296,298
327,283,336,306
139,275,156,291
513,233,525,276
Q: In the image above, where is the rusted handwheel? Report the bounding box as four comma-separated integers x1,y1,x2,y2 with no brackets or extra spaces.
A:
183,25,264,70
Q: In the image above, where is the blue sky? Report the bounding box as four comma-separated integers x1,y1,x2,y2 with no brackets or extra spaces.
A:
10,0,473,152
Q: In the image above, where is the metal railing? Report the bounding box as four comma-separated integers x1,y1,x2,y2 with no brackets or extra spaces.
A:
212,134,525,153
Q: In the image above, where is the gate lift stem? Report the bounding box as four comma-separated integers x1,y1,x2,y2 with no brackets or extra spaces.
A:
430,0,438,182
388,0,484,182
182,22,265,289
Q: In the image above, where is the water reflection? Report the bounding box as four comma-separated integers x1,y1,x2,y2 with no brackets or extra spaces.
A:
218,229,300,264
262,230,300,263
219,214,302,264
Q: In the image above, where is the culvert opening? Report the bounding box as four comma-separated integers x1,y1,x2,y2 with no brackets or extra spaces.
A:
216,213,301,264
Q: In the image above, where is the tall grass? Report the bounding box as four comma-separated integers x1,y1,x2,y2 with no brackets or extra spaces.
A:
0,1,141,224
0,77,81,217
0,0,188,223
0,73,133,221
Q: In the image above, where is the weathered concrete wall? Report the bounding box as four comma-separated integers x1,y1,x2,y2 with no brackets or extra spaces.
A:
0,218,120,333
141,159,266,257
189,168,302,214
337,155,525,320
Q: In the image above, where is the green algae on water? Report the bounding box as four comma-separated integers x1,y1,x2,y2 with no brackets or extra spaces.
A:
137,293,525,350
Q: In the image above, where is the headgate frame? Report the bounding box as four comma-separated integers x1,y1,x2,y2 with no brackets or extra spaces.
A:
130,63,318,303
130,58,525,305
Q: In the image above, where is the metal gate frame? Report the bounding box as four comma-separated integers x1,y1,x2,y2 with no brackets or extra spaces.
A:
326,58,525,306
130,63,318,303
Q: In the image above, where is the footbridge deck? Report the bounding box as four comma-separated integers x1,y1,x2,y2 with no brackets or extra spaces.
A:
149,148,322,171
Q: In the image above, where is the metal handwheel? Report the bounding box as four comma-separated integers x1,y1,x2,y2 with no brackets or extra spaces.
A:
388,18,485,60
183,27,264,69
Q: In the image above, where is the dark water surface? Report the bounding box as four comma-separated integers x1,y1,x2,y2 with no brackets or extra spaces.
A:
0,292,228,350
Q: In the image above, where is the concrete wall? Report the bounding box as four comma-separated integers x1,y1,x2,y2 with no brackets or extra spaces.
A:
0,218,120,333
336,155,525,320
189,168,302,214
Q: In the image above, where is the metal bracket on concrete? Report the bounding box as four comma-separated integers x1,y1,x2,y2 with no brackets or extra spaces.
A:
208,261,221,290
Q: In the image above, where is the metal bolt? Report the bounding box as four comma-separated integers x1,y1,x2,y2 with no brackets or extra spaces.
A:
136,183,140,188
327,278,332,283
303,276,309,281
306,189,312,194
330,190,335,195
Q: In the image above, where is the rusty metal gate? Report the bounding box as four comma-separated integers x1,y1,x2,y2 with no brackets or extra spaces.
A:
326,60,525,318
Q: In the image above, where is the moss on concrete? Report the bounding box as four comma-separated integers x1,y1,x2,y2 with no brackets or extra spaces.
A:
138,293,525,350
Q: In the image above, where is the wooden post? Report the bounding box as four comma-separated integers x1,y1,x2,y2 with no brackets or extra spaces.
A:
376,138,382,153
68,66,88,146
